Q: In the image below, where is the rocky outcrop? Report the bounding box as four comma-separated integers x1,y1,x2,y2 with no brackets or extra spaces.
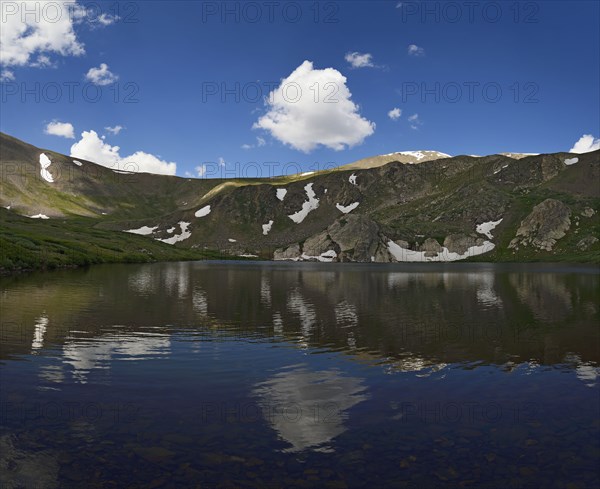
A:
577,236,599,251
581,207,596,218
274,243,301,261
273,215,393,262
443,234,487,255
301,231,338,258
328,215,383,262
509,199,571,251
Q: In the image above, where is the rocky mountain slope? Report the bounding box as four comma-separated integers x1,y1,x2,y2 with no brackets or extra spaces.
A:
1,132,598,269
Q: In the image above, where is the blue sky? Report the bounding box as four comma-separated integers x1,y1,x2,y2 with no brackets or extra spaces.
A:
1,0,599,177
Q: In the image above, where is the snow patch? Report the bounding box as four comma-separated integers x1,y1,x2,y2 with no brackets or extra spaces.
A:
167,227,175,234
73,160,82,166
383,150,452,160
300,171,314,176
195,205,211,218
276,188,288,201
564,157,579,166
262,220,274,236
288,183,319,224
39,153,54,183
493,164,509,174
239,254,258,258
476,218,503,239
301,250,338,262
336,202,359,214
125,225,158,235
228,238,237,243
29,214,50,219
349,173,357,185
387,240,495,262
157,222,191,245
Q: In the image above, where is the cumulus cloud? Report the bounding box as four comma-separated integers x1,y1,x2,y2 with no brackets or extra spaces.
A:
105,125,123,135
45,121,75,139
85,63,118,86
345,52,374,69
408,44,425,56
70,130,176,175
253,60,375,153
1,70,15,81
388,108,402,121
218,157,226,167
0,0,85,68
569,134,600,153
408,113,422,129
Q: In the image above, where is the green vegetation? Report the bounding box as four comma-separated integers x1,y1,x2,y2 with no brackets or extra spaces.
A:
0,209,228,273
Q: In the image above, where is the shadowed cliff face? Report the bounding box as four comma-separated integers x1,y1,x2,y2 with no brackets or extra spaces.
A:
1,132,599,264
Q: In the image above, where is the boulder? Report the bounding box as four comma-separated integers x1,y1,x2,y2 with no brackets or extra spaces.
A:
419,238,443,257
273,243,301,260
443,234,484,255
302,231,334,257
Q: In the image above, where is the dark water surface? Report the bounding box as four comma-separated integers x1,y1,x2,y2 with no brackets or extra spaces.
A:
1,261,599,488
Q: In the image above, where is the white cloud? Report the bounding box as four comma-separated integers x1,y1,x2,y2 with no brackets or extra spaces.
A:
30,54,55,68
105,125,123,135
569,134,600,154
253,60,375,153
345,52,374,69
241,136,267,150
120,152,177,176
0,0,85,68
408,44,425,56
96,13,119,26
0,70,15,81
388,108,402,121
396,2,403,7
85,63,118,86
70,130,176,175
45,121,75,139
218,157,226,167
408,113,422,130
195,165,207,177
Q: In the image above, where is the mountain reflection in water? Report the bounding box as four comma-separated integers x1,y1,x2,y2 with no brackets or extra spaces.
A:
1,262,598,488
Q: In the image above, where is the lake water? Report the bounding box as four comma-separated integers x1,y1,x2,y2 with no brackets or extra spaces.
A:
1,261,599,488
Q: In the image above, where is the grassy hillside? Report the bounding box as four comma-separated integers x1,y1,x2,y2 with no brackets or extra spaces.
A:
0,209,227,273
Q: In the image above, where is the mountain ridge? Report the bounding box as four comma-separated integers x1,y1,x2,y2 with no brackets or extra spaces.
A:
1,132,598,270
